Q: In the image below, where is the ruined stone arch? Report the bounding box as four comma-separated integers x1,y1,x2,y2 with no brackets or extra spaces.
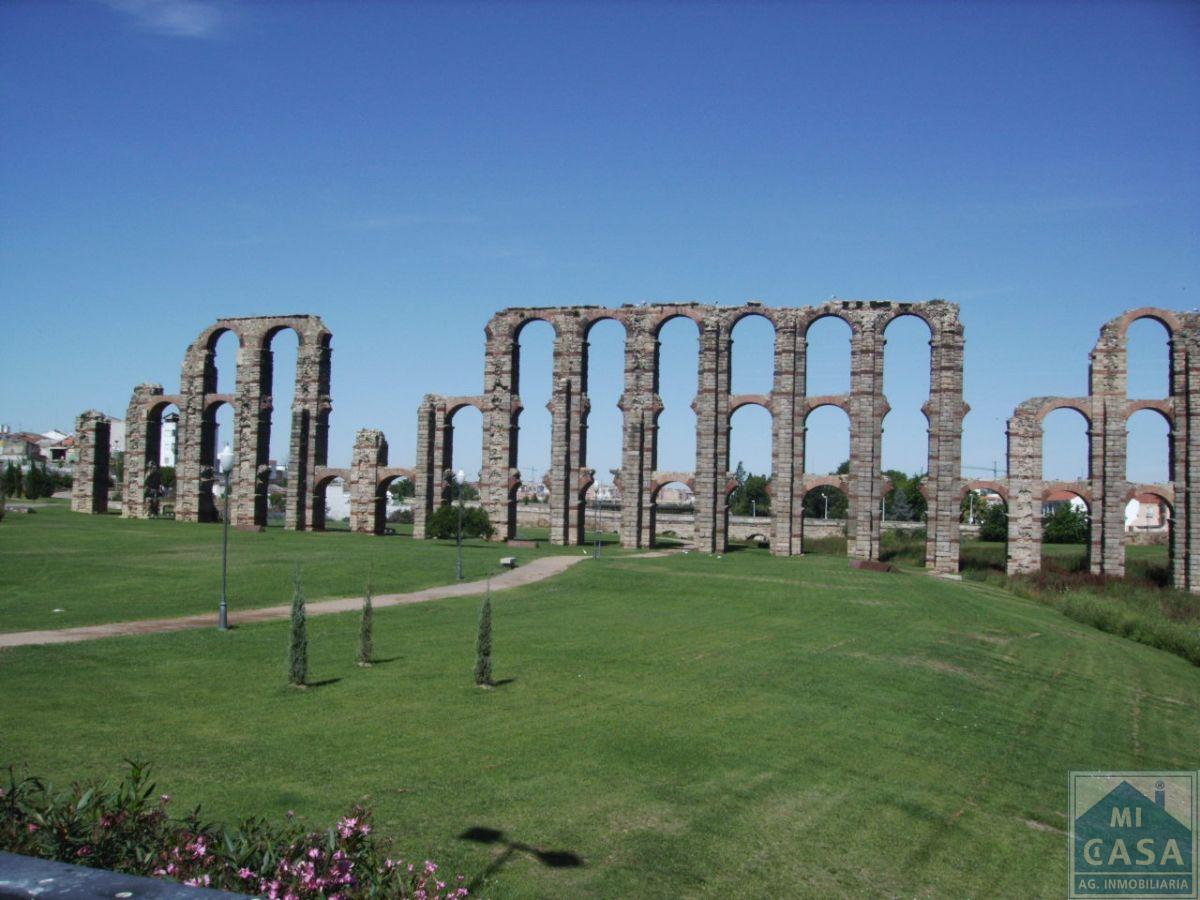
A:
1124,399,1173,427
961,480,1009,504
729,395,772,416
649,306,707,337
1124,484,1174,506
798,308,860,338
1040,482,1093,510
804,396,851,417
1107,306,1183,339
1033,397,1093,428
121,315,332,531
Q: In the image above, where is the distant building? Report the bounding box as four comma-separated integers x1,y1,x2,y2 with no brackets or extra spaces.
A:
584,482,620,502
1042,489,1087,517
107,418,126,455
1125,493,1170,532
658,484,694,505
516,481,549,502
39,432,76,465
0,426,46,465
161,413,179,467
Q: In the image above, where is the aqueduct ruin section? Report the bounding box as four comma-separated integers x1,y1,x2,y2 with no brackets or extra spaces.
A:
1001,307,1200,593
120,315,332,530
413,301,966,574
74,302,1199,591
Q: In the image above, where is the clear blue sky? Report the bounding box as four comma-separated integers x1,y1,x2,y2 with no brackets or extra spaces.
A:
2,1,1197,486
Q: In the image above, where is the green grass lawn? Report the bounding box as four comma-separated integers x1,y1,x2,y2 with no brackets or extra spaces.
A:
0,503,593,633
2,529,1198,897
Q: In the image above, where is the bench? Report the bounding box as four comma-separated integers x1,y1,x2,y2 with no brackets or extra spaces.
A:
500,557,517,569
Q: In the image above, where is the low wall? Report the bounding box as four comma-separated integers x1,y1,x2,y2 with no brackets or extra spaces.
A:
513,504,945,543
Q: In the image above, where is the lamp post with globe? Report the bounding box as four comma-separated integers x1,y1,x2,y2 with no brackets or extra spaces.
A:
455,468,466,581
217,443,235,630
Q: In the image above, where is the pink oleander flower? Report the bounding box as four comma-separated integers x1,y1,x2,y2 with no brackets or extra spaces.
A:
76,846,91,857
307,846,322,859
238,867,254,880
25,823,38,833
424,860,438,874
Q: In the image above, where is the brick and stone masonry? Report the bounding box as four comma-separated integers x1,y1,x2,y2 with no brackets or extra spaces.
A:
415,300,967,574
70,410,110,514
83,302,1199,590
1001,307,1198,593
120,315,332,529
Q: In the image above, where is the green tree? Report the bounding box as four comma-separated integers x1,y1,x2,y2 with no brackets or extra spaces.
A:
730,469,771,516
1043,502,1089,544
357,579,374,667
22,465,38,499
428,504,494,540
978,502,1007,541
3,462,20,497
883,470,927,522
287,568,308,687
37,464,54,498
387,478,415,503
835,460,850,475
158,467,176,493
803,485,848,519
474,591,493,687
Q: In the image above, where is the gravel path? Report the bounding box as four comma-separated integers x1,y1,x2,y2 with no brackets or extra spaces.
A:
0,549,681,650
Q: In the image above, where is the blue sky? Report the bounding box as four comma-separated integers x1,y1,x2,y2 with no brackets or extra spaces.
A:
2,0,1197,486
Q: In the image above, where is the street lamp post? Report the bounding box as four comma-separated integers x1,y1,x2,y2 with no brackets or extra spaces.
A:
217,443,235,630
455,468,466,581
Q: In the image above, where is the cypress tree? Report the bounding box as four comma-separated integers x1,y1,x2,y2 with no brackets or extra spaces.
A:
38,463,54,498
3,462,18,497
357,578,374,667
287,567,308,687
22,465,38,500
473,588,493,687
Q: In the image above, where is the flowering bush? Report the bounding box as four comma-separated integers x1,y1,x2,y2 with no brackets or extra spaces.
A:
0,761,468,898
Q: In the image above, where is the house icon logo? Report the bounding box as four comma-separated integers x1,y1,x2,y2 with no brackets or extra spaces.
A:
1070,772,1198,899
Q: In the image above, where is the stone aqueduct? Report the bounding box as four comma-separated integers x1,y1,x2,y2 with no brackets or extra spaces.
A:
70,301,1200,592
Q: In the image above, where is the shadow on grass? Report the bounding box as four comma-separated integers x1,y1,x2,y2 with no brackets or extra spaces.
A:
490,677,517,688
367,656,403,665
305,677,342,689
458,825,584,891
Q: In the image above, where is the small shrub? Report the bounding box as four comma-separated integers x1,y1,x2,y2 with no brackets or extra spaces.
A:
427,505,494,540
0,762,468,897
